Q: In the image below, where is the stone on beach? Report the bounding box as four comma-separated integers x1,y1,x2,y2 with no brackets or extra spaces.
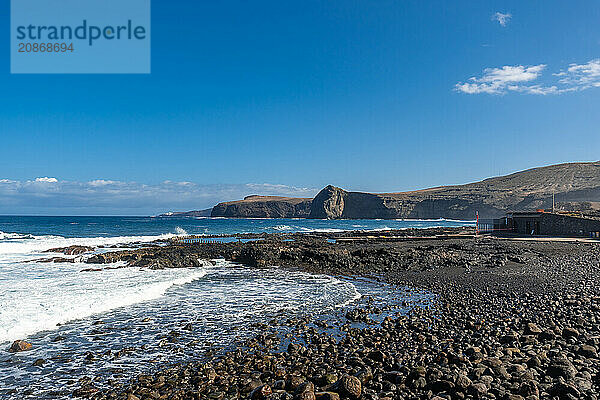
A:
44,245,94,255
329,375,361,399
9,340,32,353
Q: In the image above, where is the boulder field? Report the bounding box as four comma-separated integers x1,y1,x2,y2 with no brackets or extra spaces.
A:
71,230,600,400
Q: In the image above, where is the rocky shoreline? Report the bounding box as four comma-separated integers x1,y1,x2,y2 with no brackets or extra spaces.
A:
63,229,600,400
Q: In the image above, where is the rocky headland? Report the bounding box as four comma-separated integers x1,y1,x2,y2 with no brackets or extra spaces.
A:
211,196,313,218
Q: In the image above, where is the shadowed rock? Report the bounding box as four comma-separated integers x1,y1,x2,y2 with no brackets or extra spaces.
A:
9,340,32,353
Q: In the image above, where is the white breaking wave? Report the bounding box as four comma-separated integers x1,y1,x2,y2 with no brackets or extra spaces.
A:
271,225,293,231
0,233,176,256
0,229,207,343
299,227,346,233
0,231,34,240
175,226,188,235
324,276,362,308
0,264,206,343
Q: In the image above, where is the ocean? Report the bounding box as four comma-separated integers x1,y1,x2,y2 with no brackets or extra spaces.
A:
0,216,472,399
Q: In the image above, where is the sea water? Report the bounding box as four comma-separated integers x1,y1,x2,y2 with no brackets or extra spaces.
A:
0,216,468,398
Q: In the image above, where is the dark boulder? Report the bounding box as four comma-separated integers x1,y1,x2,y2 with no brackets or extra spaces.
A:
9,340,32,353
328,375,361,399
45,245,94,255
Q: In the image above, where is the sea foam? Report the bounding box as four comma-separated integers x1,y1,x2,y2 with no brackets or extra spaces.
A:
0,262,206,343
0,232,175,256
0,230,203,343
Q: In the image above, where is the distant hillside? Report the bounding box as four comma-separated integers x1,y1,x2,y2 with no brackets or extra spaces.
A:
157,208,212,218
211,195,312,218
310,161,600,219
204,161,600,219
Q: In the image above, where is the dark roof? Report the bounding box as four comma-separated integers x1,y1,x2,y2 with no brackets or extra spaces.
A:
507,211,600,222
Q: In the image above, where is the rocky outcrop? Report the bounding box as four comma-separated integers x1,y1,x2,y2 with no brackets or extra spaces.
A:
211,196,312,218
44,245,94,255
308,186,345,219
310,187,404,219
85,247,203,269
9,340,32,353
310,186,502,220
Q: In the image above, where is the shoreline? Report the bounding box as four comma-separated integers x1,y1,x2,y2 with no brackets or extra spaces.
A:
66,228,600,400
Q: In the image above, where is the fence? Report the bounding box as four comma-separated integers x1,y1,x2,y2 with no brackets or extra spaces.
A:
475,216,512,234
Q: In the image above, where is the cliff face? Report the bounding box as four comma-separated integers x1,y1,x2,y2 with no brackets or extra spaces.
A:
209,161,600,219
310,162,600,219
211,195,312,218
308,186,396,219
309,187,503,220
308,185,346,219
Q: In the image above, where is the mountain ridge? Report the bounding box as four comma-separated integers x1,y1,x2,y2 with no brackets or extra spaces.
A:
203,161,600,219
309,161,600,219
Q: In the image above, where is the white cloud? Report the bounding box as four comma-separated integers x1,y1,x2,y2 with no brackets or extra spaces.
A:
0,179,318,215
34,177,58,183
492,12,512,27
507,84,559,95
455,64,546,94
554,59,600,91
456,59,600,95
88,179,119,186
246,183,313,193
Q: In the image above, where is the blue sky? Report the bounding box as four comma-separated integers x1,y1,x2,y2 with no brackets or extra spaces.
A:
1,1,599,214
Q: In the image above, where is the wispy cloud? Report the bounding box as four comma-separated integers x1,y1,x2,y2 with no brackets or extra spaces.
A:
88,179,119,186
455,64,546,94
492,12,512,27
0,178,318,215
456,59,600,95
554,59,600,90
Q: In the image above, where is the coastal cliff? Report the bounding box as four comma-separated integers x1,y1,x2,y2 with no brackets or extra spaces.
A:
310,162,600,219
210,195,312,218
210,162,600,219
